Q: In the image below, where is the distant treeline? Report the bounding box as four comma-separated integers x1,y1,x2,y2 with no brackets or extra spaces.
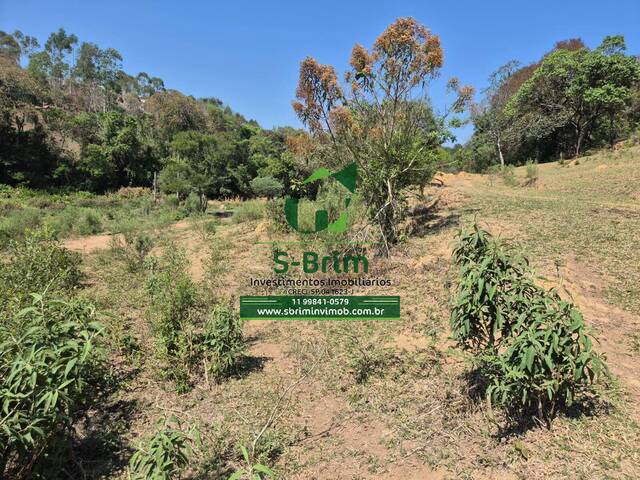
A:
2,28,639,196
453,36,640,171
0,28,308,198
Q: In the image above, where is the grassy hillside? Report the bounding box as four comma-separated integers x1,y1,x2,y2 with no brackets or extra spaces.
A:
459,147,640,315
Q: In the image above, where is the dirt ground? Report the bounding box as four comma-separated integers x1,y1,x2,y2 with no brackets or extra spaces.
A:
67,150,640,479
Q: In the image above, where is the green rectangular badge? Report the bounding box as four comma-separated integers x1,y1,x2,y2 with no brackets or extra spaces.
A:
240,296,400,320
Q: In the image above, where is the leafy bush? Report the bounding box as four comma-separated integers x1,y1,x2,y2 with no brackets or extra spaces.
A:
0,294,105,478
0,227,82,314
264,198,290,233
501,165,518,186
232,200,265,224
450,225,537,351
524,160,539,186
450,224,607,424
77,208,104,235
203,219,217,235
485,295,605,423
202,305,245,381
250,176,283,199
183,191,207,216
129,418,198,480
0,206,44,243
111,232,154,272
146,248,201,392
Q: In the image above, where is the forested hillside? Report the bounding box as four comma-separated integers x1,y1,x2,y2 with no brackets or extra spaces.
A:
0,28,304,197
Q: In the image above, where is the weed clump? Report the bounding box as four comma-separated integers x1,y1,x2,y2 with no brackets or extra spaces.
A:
146,246,246,392
0,227,82,313
202,305,245,381
232,200,265,223
501,165,518,186
524,160,539,186
129,417,199,480
110,231,154,272
146,247,201,392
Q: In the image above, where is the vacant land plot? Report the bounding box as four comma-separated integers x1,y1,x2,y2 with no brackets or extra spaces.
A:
25,147,634,479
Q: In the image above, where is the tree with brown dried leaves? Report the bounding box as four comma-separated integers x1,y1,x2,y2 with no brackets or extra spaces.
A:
292,17,473,253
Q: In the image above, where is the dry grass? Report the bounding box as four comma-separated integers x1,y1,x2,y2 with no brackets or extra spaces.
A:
44,146,640,479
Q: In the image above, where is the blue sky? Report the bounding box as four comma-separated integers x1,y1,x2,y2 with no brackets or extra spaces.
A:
2,0,639,143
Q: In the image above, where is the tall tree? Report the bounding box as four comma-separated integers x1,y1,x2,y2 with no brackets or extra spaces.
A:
509,36,640,157
44,28,78,84
293,17,472,250
0,31,21,63
472,60,520,166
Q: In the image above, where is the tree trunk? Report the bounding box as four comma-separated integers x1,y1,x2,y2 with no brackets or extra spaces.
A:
153,171,158,203
497,140,505,167
608,112,615,148
575,128,584,157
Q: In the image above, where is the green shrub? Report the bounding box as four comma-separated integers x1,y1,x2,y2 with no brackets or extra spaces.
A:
264,198,290,233
501,165,518,186
232,200,265,223
0,227,82,314
202,305,245,381
486,296,605,423
450,224,607,424
203,237,227,292
0,207,44,243
524,160,539,186
450,225,537,351
0,294,105,478
45,207,104,237
146,248,201,392
250,176,284,199
111,232,154,272
183,192,207,216
76,208,103,235
129,418,198,480
196,219,217,242
164,195,180,208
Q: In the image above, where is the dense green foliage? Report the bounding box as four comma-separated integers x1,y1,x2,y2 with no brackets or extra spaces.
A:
0,228,105,479
0,28,302,200
450,224,537,351
145,247,246,392
146,248,201,392
250,176,284,198
450,225,606,424
0,227,81,313
0,296,105,478
462,36,640,170
203,305,245,381
292,18,472,248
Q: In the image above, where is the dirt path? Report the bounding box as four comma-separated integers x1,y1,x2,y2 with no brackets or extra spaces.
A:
63,220,192,254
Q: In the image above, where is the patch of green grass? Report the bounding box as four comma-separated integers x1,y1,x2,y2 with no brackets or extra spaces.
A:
0,186,182,244
232,200,265,223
